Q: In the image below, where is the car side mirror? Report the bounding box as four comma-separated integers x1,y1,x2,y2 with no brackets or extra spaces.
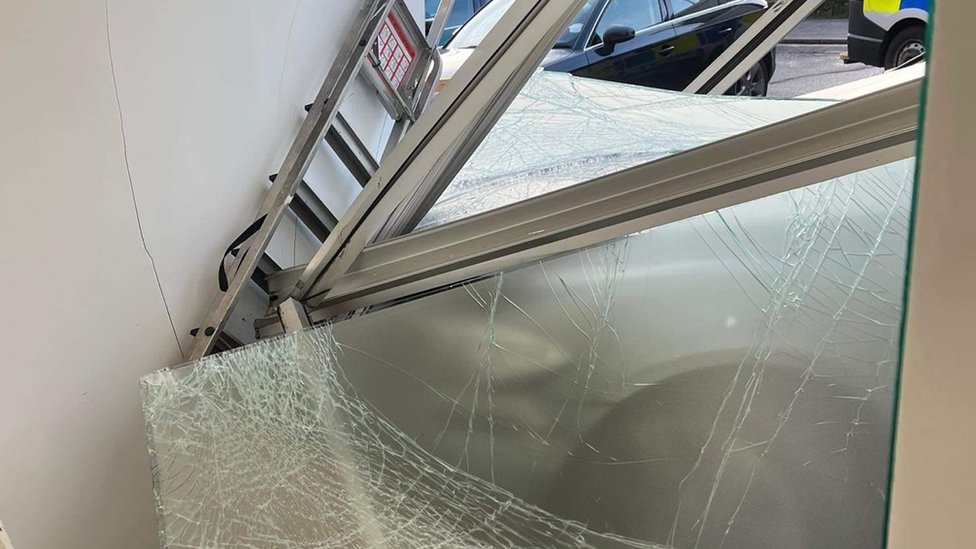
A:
597,24,636,56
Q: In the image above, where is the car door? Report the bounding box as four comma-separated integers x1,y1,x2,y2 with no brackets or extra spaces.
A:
666,0,766,90
583,0,680,90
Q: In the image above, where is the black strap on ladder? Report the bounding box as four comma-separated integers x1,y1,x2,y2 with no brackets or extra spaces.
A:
218,215,267,292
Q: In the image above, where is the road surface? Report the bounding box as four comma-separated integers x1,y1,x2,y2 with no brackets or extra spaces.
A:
766,18,884,98
768,44,883,98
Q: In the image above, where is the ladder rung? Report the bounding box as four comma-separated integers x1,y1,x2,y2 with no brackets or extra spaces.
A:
293,186,339,241
268,175,339,242
252,253,282,295
306,105,378,187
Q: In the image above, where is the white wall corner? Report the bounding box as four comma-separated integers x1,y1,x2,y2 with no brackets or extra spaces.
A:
0,1,424,547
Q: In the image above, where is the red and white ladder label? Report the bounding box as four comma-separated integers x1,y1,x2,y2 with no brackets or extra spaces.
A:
376,14,416,89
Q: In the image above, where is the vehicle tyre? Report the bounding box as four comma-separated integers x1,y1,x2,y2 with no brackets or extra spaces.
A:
732,61,768,97
884,25,926,69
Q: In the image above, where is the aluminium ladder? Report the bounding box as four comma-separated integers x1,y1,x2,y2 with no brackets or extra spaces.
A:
187,0,445,359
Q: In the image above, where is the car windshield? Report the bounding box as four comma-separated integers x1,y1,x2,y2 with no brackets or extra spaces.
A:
449,0,516,48
450,0,598,49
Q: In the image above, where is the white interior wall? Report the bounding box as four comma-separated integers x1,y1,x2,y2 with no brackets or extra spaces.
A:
0,0,421,547
888,2,976,548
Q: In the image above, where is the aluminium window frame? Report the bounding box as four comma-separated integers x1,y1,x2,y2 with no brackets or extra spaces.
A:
281,0,922,324
289,0,594,304
295,74,920,319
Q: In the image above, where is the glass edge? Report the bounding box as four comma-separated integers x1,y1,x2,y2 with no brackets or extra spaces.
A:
880,3,937,547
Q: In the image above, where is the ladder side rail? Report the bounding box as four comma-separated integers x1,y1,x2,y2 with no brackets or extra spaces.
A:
186,0,395,359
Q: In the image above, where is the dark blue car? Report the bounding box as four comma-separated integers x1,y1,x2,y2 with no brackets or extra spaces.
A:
438,0,775,95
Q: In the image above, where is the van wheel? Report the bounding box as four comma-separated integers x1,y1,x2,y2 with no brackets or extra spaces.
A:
884,25,925,69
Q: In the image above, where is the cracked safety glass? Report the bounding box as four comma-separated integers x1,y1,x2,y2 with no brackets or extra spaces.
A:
412,0,924,233
418,71,834,230
144,153,914,549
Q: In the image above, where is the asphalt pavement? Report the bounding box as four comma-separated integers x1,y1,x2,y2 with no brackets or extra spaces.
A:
783,18,847,44
767,44,883,97
767,18,883,98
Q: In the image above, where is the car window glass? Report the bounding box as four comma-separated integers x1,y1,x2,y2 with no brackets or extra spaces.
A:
426,0,475,21
670,0,721,18
449,0,515,48
447,0,475,27
593,0,663,44
555,0,601,48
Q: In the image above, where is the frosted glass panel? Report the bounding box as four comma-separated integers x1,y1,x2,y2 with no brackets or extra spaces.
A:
419,72,833,229
144,158,914,549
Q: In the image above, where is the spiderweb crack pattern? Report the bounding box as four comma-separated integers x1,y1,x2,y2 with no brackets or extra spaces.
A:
143,70,913,549
144,327,665,549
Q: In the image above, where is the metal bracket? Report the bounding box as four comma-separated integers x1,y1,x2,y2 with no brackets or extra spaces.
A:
277,298,311,333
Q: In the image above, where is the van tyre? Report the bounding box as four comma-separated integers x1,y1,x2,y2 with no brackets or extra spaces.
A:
884,25,926,69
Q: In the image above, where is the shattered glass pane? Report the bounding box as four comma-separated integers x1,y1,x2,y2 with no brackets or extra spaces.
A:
144,157,914,549
419,72,834,229
144,330,647,549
